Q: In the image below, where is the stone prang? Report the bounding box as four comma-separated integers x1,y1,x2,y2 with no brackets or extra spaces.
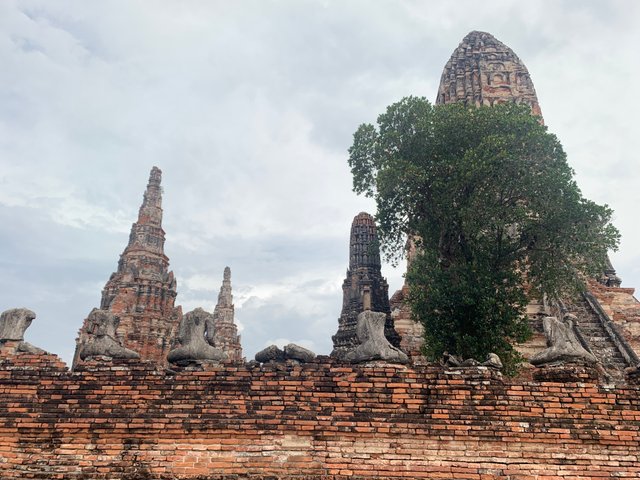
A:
331,212,401,359
73,167,182,367
167,308,226,365
530,314,598,366
78,309,140,361
344,310,408,364
0,308,45,354
210,267,243,363
437,30,542,118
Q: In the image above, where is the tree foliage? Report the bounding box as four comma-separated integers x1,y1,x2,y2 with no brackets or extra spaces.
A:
349,97,620,373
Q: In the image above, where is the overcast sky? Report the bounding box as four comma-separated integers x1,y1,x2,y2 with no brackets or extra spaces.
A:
1,0,639,365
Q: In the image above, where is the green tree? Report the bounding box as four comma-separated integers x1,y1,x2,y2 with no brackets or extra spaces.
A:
349,97,619,373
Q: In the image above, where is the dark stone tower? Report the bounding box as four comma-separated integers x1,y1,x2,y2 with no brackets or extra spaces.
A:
331,212,401,359
73,167,182,367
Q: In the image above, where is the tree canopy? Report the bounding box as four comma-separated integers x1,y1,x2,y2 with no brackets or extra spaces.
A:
349,97,620,372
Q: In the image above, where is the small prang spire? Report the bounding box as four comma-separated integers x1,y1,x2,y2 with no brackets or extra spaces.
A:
218,266,233,308
211,267,243,362
331,212,400,359
125,167,165,255
136,166,163,228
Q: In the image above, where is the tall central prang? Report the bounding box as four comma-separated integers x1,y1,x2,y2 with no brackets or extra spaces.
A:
436,30,542,117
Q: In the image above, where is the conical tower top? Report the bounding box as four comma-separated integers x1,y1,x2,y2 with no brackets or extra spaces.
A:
349,212,381,270
125,166,165,255
136,166,163,228
218,266,233,308
437,31,542,119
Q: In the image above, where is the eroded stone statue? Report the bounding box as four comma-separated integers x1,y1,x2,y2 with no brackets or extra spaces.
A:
442,352,503,370
167,308,226,364
344,310,409,364
78,309,140,361
0,308,45,354
530,314,597,366
284,343,316,363
255,345,285,363
254,343,316,363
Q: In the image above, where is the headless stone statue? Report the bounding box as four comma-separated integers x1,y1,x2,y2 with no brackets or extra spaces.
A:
167,308,226,365
0,308,45,354
78,309,140,361
344,310,409,364
443,352,503,370
284,343,316,362
530,314,597,366
254,343,316,363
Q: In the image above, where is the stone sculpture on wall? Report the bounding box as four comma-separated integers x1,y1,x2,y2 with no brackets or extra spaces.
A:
78,309,140,361
254,343,316,363
442,352,503,370
344,310,409,364
167,308,226,365
530,314,597,366
0,308,45,354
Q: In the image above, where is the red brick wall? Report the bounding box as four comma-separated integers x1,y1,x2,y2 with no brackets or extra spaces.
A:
0,353,639,479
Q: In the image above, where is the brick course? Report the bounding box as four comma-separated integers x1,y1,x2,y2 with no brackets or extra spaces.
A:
0,353,638,479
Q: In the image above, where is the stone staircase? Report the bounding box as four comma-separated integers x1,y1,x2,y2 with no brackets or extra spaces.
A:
564,294,629,382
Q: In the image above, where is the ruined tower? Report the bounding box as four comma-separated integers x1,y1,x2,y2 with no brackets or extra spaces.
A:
393,31,547,359
73,167,182,366
436,30,542,118
391,31,638,375
331,212,401,359
211,267,243,363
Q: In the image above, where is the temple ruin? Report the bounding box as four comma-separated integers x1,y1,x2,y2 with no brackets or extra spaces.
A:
0,30,639,479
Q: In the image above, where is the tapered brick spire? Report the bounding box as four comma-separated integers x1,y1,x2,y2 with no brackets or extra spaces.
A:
331,212,401,359
210,267,243,363
73,167,182,367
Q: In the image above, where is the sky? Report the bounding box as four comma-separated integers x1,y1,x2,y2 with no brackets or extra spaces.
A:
1,0,639,365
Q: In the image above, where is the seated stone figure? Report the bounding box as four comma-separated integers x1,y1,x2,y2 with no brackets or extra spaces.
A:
530,314,597,366
167,308,226,364
78,309,140,361
0,308,45,354
344,310,409,364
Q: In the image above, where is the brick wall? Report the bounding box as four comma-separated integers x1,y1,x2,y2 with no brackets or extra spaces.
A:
0,353,639,479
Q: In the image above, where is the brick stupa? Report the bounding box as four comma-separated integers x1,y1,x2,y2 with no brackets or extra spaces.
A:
211,267,243,363
73,167,182,367
331,212,401,359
